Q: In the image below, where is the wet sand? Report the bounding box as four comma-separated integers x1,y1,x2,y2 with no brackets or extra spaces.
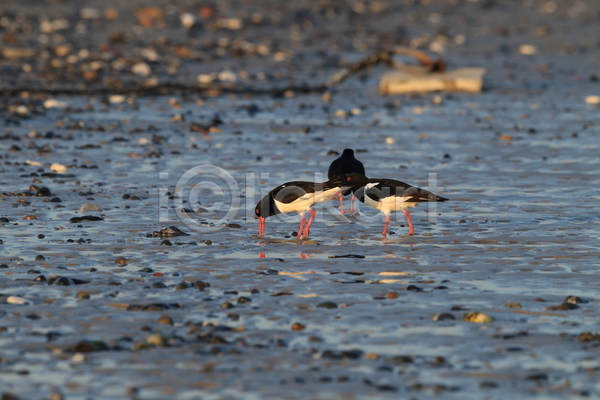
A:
1,1,600,399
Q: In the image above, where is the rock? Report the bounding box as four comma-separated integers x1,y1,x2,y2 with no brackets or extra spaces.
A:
577,332,600,343
317,301,338,309
50,163,68,174
193,281,210,290
546,303,579,311
160,240,172,246
76,291,90,300
132,62,152,77
175,282,190,290
70,216,103,223
157,316,174,325
115,257,127,265
151,282,167,289
35,255,46,261
565,295,586,304
153,226,189,238
505,301,522,308
221,301,234,309
67,340,108,353
6,295,30,305
79,203,103,213
291,322,305,331
463,312,494,323
406,285,423,292
432,313,456,321
35,187,51,197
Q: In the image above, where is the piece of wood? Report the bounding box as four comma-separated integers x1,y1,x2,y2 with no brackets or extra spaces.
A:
379,67,486,94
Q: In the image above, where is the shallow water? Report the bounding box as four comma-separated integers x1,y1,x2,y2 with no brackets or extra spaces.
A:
2,84,600,399
2,0,600,397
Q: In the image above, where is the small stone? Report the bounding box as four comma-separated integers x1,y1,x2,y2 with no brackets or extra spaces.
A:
221,301,234,309
317,301,338,309
115,257,127,265
68,340,108,353
385,292,398,299
35,187,51,197
160,240,172,246
35,255,46,261
50,163,68,174
291,322,305,331
432,313,456,321
463,312,494,323
406,285,423,292
505,301,522,309
546,303,579,311
80,203,103,213
480,381,498,388
157,316,174,325
76,291,90,300
175,282,191,290
151,282,167,289
37,234,45,239
565,295,586,304
23,214,38,220
577,332,600,343
237,296,252,303
194,280,210,290
7,295,30,305
132,62,152,77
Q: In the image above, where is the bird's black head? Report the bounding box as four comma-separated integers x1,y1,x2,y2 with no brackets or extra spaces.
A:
343,172,369,188
255,194,278,218
342,148,355,156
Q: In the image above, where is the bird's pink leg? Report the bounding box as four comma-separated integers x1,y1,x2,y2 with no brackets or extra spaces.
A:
404,210,415,235
382,214,390,238
337,192,345,214
297,213,306,238
302,209,317,238
258,217,266,237
349,194,356,213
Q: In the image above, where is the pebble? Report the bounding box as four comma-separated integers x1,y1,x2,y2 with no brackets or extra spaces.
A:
50,163,68,174
67,340,108,353
317,301,338,309
463,312,494,323
585,95,600,105
175,282,190,290
115,257,127,265
157,316,174,325
432,313,456,321
237,296,252,303
505,301,522,309
406,285,423,292
151,282,167,289
76,291,90,300
565,295,586,304
7,295,30,305
291,322,306,331
194,281,210,290
577,332,600,343
80,203,103,212
385,292,398,299
221,301,234,309
35,187,51,196
160,240,173,246
154,226,189,237
35,255,46,261
132,62,152,76
546,303,579,311
70,216,103,223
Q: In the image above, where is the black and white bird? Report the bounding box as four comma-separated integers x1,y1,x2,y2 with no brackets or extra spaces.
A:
344,172,448,237
327,149,365,214
255,177,348,239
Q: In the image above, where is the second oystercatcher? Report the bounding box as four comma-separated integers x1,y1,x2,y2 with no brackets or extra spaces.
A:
255,176,348,239
344,172,448,237
327,149,365,213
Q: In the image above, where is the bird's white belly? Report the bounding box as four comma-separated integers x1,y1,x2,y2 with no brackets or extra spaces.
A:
364,194,418,215
275,187,341,214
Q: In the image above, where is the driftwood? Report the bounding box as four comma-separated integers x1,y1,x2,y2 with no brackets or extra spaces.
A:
0,47,484,97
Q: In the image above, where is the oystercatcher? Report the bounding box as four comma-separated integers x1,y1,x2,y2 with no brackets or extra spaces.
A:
327,149,365,214
344,172,448,237
255,176,348,239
